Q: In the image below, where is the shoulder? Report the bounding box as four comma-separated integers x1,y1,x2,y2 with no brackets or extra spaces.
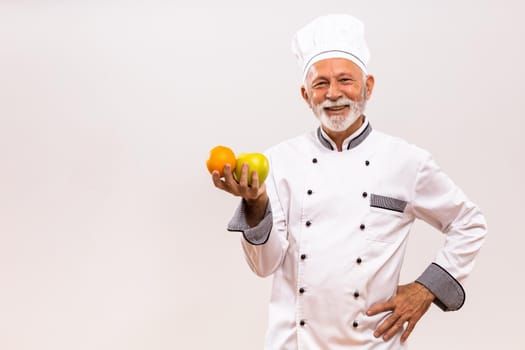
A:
372,129,431,162
265,131,317,158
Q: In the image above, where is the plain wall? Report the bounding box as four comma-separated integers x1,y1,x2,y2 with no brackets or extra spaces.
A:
0,1,523,349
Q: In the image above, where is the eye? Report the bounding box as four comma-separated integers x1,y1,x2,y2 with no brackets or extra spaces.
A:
312,81,328,88
339,78,354,84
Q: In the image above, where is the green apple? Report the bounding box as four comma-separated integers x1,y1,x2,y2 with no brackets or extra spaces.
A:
234,153,270,185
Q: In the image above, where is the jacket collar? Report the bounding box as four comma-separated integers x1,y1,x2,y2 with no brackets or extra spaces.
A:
316,117,372,151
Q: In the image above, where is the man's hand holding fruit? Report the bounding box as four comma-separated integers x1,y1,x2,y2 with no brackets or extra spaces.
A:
207,146,270,227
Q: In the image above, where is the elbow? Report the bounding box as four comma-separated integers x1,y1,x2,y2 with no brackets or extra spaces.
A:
241,230,288,278
468,209,488,243
448,204,488,241
246,257,281,278
251,266,275,278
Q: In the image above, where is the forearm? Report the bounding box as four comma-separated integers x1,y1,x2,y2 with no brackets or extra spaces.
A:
227,198,289,277
245,192,269,228
416,263,464,311
413,153,488,311
241,228,289,277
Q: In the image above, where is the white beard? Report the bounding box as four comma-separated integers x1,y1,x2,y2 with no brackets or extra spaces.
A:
313,96,366,132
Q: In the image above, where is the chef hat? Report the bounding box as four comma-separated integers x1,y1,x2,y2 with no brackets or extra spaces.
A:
291,14,370,82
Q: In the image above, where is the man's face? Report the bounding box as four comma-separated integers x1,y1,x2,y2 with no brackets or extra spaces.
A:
301,58,373,133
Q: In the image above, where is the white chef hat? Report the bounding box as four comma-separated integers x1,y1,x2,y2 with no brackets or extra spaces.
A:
291,14,370,82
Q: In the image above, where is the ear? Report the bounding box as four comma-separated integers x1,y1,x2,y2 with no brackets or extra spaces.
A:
301,86,312,108
364,75,375,100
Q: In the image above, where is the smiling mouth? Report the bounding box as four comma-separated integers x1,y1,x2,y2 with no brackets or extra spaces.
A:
324,105,349,111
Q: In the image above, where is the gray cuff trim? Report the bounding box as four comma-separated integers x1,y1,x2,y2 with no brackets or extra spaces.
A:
416,263,466,312
227,199,273,245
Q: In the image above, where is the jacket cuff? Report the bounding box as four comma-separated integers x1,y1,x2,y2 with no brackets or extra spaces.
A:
227,199,273,245
416,263,466,311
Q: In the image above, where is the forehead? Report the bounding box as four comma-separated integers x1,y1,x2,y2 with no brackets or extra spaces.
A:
307,58,364,81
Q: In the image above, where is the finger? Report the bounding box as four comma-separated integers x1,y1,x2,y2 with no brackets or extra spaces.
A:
373,312,398,338
238,163,250,195
222,163,235,182
400,319,417,343
248,170,260,197
211,170,226,190
222,164,240,190
217,164,243,197
382,317,406,341
367,301,394,316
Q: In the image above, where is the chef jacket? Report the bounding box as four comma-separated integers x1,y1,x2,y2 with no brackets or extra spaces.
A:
227,118,487,349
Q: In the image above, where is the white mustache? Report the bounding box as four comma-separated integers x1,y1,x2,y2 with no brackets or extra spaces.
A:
320,97,354,108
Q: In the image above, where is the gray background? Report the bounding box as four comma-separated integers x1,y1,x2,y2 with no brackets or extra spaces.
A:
0,0,523,349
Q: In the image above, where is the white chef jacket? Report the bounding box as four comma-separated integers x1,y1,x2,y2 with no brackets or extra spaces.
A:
227,119,487,350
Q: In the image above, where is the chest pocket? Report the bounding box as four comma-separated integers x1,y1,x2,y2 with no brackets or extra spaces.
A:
365,194,409,243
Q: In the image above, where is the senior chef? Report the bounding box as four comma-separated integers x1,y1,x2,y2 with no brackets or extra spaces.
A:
211,14,487,349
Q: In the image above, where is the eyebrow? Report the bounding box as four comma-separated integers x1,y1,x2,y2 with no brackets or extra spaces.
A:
312,72,358,82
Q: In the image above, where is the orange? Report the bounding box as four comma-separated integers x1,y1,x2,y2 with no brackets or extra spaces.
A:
206,145,236,177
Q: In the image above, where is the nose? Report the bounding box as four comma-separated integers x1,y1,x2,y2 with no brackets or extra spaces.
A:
326,82,342,100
